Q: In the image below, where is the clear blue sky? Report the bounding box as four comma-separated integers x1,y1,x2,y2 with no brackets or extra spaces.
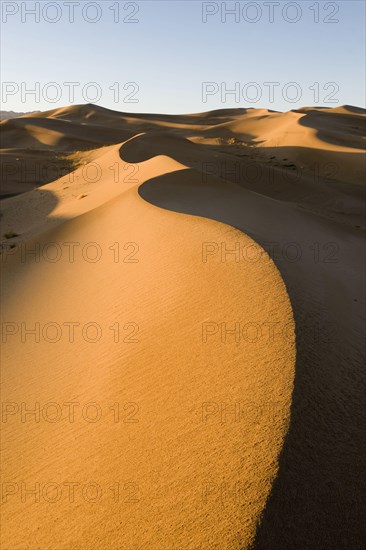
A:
1,0,365,114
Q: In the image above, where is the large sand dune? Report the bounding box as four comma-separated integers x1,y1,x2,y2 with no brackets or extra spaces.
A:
0,104,365,549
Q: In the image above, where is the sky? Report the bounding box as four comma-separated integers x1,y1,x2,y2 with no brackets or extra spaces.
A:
1,0,365,114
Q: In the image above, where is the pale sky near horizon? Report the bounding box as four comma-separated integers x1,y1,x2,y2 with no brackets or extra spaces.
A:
0,0,365,114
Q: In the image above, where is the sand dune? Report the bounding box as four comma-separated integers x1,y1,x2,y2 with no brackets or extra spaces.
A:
1,104,365,549
1,103,364,203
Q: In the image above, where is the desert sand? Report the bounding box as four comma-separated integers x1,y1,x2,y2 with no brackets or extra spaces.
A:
0,104,365,549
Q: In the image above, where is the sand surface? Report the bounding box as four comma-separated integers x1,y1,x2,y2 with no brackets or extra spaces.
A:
1,104,365,549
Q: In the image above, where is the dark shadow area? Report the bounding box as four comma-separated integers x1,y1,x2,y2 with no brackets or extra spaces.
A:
294,107,366,150
136,166,366,549
0,149,78,198
0,116,135,151
1,187,62,248
120,133,366,228
295,105,366,115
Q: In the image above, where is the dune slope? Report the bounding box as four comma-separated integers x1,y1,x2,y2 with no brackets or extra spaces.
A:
1,103,365,549
1,143,295,549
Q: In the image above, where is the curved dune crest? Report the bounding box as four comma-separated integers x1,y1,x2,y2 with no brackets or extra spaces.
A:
2,104,364,548
1,142,295,549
